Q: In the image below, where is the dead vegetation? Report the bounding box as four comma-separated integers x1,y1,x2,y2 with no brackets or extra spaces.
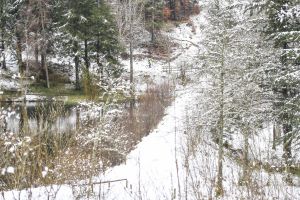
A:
0,81,174,191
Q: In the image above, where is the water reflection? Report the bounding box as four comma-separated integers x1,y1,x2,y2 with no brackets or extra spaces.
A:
1,101,79,134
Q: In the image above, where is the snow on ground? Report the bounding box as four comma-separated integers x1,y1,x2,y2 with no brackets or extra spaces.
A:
3,82,300,200
0,50,20,91
0,76,19,91
3,2,300,200
0,82,197,200
182,92,300,199
119,5,207,94
230,122,300,170
120,57,166,93
1,7,206,200
94,84,198,200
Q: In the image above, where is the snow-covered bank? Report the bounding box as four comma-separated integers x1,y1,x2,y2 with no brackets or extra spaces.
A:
94,84,198,199
1,9,205,199
3,81,300,200
0,83,198,200
3,1,300,199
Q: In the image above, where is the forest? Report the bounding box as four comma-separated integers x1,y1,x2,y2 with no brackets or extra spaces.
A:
0,0,299,199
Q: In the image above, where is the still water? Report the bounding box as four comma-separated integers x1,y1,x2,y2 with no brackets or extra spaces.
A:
0,101,80,134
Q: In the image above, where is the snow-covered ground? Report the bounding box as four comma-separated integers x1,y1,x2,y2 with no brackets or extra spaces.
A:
0,50,20,91
1,6,205,200
2,2,300,200
3,83,300,199
0,82,199,200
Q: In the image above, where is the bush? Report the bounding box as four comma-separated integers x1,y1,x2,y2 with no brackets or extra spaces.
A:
163,7,171,21
82,67,99,100
193,4,200,15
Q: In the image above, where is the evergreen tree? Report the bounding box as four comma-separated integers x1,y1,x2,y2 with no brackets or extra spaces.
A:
90,2,121,79
145,0,164,43
59,0,120,90
200,0,238,195
7,0,26,74
0,0,9,70
199,0,276,194
265,0,300,166
230,2,275,184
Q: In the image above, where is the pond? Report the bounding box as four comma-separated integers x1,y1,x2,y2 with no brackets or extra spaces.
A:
0,100,82,134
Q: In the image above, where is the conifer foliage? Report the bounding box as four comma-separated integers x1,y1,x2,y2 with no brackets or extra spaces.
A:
0,0,121,89
264,0,300,165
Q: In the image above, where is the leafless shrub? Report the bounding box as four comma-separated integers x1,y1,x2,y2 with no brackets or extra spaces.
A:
0,82,174,196
129,81,173,141
192,4,200,15
0,102,74,190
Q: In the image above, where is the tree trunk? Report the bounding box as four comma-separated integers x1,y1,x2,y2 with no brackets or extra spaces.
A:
129,40,133,90
74,41,80,90
216,71,224,197
129,3,134,98
84,39,89,71
151,0,155,43
0,4,6,70
272,122,276,150
39,1,50,89
16,29,24,75
84,39,91,97
96,0,103,85
96,38,104,85
281,40,293,183
239,128,250,186
283,123,292,165
41,52,50,88
35,35,39,70
216,38,224,197
283,122,293,184
281,41,292,166
1,31,6,70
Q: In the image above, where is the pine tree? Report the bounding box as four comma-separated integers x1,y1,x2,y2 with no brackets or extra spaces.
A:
199,0,276,194
7,0,26,74
58,0,120,90
145,0,164,43
264,0,300,167
230,3,274,184
90,2,120,78
0,0,9,70
200,0,238,195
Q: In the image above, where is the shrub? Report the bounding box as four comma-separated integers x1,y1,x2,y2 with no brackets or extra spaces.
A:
193,4,200,15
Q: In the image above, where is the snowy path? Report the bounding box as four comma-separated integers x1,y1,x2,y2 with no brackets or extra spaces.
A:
96,85,198,200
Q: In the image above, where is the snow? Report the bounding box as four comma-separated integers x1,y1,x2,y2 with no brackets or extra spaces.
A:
42,167,49,178
94,85,198,199
6,167,14,174
0,75,20,91
1,167,15,175
2,1,300,200
3,83,300,199
0,82,197,200
1,6,205,199
0,50,20,90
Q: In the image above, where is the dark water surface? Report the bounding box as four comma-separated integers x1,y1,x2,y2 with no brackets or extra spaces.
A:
0,101,79,134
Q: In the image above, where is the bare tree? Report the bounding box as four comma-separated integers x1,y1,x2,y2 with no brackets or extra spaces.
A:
114,0,147,97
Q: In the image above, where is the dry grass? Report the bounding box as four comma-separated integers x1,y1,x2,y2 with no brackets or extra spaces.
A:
0,82,174,191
